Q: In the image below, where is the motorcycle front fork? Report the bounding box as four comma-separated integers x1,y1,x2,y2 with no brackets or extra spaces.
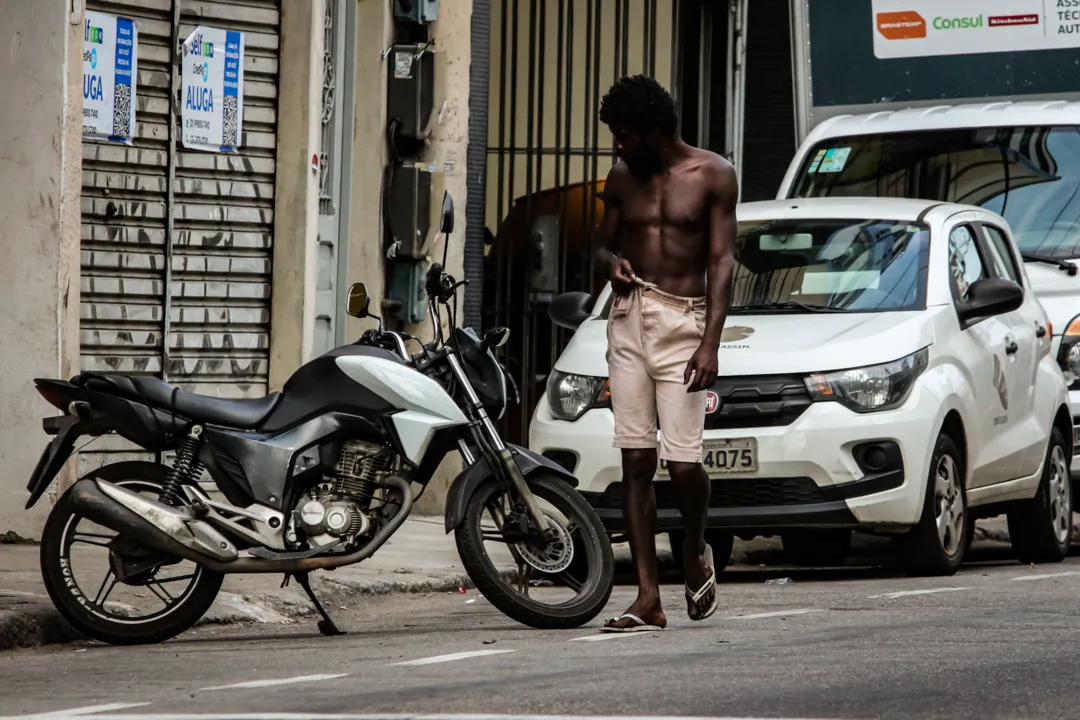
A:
446,353,550,534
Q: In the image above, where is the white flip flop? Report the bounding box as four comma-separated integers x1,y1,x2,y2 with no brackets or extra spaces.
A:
599,613,665,633
686,544,719,621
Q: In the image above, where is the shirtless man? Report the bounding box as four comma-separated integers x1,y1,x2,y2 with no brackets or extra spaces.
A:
595,75,738,632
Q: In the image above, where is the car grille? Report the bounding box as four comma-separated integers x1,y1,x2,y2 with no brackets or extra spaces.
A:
594,476,825,510
704,374,812,430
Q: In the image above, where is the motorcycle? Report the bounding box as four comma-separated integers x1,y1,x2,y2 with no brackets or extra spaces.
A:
25,191,615,645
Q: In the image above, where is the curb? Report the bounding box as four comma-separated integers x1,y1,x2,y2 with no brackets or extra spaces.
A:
0,602,79,653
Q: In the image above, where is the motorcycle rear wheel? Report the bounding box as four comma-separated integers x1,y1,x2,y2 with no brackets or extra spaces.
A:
40,462,223,646
455,471,615,629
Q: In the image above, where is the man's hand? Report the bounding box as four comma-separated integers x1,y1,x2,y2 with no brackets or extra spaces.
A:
610,257,637,295
684,342,718,392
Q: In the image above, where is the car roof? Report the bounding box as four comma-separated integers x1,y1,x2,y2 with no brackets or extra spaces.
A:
812,100,1080,139
737,197,974,223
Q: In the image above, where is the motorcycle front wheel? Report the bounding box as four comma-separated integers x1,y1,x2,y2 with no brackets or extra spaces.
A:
455,471,615,629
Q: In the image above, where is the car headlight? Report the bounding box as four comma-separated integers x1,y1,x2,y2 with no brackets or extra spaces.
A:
805,348,929,413
1058,316,1080,390
546,370,611,421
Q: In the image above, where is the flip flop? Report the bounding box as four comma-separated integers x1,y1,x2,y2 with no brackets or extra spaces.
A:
599,613,664,633
686,544,719,621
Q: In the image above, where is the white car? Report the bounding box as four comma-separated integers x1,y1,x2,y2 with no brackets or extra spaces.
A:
531,197,1074,576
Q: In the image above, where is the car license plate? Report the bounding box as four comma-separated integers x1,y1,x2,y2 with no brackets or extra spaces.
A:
657,438,758,477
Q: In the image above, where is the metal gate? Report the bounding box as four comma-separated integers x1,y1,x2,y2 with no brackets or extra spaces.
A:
484,0,680,444
79,0,281,473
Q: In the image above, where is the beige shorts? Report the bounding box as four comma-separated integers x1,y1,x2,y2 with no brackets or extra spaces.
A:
606,282,708,463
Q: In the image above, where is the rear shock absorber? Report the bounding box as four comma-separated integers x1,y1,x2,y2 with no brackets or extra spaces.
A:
160,426,205,506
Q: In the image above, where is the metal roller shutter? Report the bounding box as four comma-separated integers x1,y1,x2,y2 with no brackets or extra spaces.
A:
80,0,280,475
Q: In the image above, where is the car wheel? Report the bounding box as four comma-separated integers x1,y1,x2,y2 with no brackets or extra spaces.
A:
1007,427,1072,564
668,530,733,575
900,433,968,576
780,529,852,567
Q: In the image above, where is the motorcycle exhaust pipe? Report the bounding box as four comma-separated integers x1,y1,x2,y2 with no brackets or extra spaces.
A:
67,479,239,564
68,475,415,575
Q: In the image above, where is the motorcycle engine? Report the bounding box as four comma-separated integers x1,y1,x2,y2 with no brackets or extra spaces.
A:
289,440,395,550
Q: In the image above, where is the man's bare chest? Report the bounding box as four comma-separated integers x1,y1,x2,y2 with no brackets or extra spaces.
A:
620,175,710,232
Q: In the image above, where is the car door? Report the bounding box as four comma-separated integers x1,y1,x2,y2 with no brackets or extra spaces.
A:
977,221,1047,477
945,221,1019,487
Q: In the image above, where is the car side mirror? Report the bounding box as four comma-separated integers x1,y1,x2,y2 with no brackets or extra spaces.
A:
958,278,1023,323
549,291,596,330
440,191,455,234
346,282,371,318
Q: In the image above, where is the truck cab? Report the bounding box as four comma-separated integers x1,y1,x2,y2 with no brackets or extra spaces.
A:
776,100,1080,478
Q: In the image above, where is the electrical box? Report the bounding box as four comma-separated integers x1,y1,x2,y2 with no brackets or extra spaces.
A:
387,164,435,259
385,259,427,325
387,44,436,142
393,0,438,23
529,214,561,298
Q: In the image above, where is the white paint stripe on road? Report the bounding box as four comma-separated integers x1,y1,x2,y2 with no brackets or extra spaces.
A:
391,649,515,666
5,703,152,719
1009,571,1080,582
868,587,969,599
6,716,851,720
726,608,823,620
200,674,348,691
570,631,661,641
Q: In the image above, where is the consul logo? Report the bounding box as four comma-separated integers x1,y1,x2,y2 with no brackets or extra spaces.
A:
705,390,721,415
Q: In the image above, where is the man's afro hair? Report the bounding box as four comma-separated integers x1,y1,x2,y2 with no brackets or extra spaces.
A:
599,74,678,136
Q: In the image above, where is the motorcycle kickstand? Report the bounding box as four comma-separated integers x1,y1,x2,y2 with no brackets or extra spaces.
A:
287,571,346,637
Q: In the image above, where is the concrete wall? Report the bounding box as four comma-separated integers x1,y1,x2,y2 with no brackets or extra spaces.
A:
0,0,83,538
269,0,326,391
344,1,474,515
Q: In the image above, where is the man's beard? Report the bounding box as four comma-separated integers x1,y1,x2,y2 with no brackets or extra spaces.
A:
623,146,662,178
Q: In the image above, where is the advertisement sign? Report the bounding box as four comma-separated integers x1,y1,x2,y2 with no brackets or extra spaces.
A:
181,26,244,153
82,11,137,144
872,0,1080,59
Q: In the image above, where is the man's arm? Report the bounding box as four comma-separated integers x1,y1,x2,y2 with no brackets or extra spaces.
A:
701,159,738,349
684,157,737,392
593,163,636,293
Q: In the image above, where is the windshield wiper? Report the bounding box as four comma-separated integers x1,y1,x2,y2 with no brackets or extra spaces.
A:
1021,252,1078,276
731,301,847,313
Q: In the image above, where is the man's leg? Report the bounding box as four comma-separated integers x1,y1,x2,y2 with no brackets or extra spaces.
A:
615,447,665,627
666,461,710,589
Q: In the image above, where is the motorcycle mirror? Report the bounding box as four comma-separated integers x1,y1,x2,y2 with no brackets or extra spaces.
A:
482,326,510,350
440,191,455,234
346,282,371,318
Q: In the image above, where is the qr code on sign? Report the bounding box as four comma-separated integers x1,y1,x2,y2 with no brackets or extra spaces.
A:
112,83,132,135
223,95,239,146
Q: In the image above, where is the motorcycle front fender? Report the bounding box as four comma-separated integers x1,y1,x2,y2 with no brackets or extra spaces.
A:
443,444,578,533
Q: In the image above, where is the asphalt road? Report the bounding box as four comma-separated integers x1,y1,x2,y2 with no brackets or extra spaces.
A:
4,544,1080,720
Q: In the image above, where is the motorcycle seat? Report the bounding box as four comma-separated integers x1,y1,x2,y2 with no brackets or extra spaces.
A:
79,374,281,429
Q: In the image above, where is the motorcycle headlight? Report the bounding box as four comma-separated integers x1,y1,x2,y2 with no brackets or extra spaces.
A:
805,348,929,413
1058,316,1080,390
546,370,611,421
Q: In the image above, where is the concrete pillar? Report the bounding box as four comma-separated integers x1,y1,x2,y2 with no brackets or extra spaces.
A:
0,0,83,538
269,0,325,390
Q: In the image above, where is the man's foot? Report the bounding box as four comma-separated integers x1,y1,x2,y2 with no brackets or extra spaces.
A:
685,544,718,621
601,594,667,632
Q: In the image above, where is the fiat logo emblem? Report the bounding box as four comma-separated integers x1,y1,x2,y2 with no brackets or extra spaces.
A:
705,390,720,414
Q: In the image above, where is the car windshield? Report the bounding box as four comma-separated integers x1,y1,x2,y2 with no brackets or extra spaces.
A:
729,218,930,313
789,126,1080,261
597,218,930,316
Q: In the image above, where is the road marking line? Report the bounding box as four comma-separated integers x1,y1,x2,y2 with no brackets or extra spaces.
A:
5,702,152,719
5,714,852,720
391,649,515,666
200,674,348,691
726,608,822,620
1009,571,1080,582
570,631,660,641
868,587,969,599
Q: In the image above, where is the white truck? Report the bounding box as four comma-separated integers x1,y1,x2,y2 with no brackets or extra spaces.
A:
772,1,1080,482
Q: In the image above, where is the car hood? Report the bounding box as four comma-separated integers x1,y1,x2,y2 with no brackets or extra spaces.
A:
554,310,936,377
1024,259,1080,331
